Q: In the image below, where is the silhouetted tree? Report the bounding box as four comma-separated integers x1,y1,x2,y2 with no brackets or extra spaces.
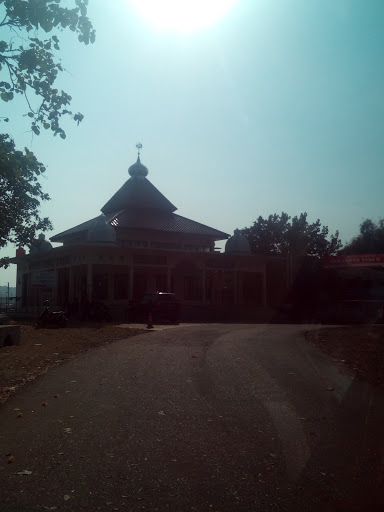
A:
0,134,52,266
0,0,95,137
242,212,342,258
342,218,384,254
0,1,95,266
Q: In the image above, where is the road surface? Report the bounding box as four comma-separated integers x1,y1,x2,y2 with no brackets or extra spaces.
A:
1,324,384,511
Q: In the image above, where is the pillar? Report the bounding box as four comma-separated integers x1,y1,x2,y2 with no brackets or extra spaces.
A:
87,262,93,302
69,265,74,303
262,269,267,306
108,271,114,301
167,266,172,292
202,265,206,304
234,269,238,305
129,256,134,300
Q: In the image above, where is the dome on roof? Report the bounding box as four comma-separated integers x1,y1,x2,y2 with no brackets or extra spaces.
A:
29,233,52,255
88,215,117,244
225,229,251,254
128,155,148,178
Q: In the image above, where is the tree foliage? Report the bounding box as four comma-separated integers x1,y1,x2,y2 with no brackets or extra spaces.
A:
0,1,94,266
242,212,342,259
0,133,52,266
342,218,384,254
0,0,95,138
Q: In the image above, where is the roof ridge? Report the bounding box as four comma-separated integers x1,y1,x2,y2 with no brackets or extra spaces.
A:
101,177,177,214
50,215,101,242
172,213,229,237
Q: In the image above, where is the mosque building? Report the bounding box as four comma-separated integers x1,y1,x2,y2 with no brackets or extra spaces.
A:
11,147,290,321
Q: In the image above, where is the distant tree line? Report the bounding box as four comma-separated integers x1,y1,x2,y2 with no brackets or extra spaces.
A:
241,213,384,258
241,212,342,258
341,219,384,254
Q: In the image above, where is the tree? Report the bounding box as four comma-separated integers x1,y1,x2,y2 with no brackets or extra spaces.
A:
0,134,52,266
0,1,95,266
242,212,342,259
342,218,384,254
0,0,95,138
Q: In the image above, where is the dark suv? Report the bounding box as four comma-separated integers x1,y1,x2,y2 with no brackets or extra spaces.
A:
131,292,181,324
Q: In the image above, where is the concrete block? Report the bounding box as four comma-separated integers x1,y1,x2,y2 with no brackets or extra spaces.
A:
0,325,21,348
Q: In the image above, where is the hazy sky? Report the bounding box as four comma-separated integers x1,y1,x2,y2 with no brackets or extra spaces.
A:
1,0,384,286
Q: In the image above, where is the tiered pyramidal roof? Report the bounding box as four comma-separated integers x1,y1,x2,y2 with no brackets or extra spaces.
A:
51,151,229,244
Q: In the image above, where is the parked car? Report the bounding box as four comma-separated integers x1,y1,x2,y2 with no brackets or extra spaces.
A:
131,292,181,324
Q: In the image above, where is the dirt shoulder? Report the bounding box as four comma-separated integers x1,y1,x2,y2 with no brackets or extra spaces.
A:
0,322,146,405
306,325,384,388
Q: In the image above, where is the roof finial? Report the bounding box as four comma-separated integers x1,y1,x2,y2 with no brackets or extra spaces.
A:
129,143,148,178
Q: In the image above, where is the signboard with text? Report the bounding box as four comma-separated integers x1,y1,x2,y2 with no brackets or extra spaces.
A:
31,270,57,288
324,254,384,269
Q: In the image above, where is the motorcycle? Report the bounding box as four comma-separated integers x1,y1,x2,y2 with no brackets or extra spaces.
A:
37,300,68,328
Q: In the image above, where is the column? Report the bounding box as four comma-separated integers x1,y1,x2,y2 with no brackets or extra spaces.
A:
69,265,74,303
202,265,206,304
234,269,238,305
87,262,93,302
126,272,130,300
108,271,114,301
167,266,171,292
262,269,267,306
129,255,134,300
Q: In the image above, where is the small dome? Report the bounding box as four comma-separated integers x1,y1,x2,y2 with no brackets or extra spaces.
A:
128,155,148,178
88,215,117,244
225,229,251,254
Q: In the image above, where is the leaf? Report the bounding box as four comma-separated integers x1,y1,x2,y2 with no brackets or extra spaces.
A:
64,428,72,434
18,469,32,475
64,495,70,501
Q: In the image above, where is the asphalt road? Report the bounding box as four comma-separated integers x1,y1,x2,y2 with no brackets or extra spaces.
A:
1,324,384,512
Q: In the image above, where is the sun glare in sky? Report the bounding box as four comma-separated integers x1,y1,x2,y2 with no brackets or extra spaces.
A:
129,0,239,33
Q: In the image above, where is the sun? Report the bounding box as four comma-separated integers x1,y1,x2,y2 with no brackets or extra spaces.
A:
129,0,239,33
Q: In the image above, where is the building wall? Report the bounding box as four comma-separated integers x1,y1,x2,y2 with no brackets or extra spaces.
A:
13,245,290,320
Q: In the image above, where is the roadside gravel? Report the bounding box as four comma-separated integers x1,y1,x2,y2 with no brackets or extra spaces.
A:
0,322,146,405
306,325,384,388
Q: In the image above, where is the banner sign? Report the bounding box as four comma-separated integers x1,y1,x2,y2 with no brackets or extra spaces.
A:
31,270,57,288
323,254,384,269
